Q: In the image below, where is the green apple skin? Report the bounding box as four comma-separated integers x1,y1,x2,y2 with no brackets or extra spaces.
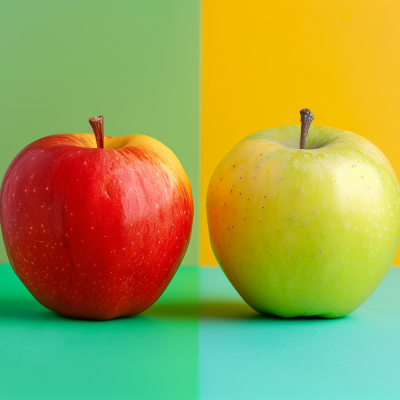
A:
207,125,400,318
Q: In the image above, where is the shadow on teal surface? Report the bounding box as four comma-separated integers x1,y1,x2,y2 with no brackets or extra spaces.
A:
0,264,199,400
143,301,199,320
200,301,346,321
0,299,53,321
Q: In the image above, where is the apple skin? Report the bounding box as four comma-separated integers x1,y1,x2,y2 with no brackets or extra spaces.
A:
207,125,400,318
0,133,193,320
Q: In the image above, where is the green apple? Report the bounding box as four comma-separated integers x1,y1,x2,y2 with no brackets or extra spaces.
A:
206,110,400,318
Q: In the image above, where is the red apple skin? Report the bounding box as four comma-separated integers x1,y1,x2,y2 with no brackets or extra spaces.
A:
0,133,193,320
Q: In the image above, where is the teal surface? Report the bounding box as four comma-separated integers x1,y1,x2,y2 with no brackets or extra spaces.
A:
0,264,199,400
199,268,400,400
2,265,400,399
0,0,200,265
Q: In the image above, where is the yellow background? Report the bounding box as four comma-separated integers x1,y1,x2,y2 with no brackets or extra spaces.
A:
200,0,400,265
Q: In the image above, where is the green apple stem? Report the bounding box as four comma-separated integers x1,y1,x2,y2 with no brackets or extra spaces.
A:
89,116,105,149
300,109,314,149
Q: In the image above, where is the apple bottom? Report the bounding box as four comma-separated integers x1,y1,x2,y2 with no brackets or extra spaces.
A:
9,232,190,321
214,239,398,319
22,262,183,321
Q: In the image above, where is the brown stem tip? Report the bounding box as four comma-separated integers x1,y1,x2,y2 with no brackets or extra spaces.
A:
89,116,105,149
300,109,314,150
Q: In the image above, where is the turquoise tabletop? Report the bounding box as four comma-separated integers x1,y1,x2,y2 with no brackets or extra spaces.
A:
1,264,400,400
199,268,400,400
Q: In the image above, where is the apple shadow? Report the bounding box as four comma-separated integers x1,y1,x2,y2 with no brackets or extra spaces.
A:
140,298,261,320
139,300,257,321
198,301,334,321
0,298,342,323
200,300,259,320
0,298,61,322
143,301,199,320
148,299,344,322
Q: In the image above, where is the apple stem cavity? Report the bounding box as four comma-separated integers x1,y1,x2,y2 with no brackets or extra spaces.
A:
300,109,314,150
89,116,105,149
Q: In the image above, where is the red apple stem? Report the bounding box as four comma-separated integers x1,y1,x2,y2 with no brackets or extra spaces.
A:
89,116,105,149
300,109,314,149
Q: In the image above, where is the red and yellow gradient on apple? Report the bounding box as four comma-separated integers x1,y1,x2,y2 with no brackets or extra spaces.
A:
0,117,193,320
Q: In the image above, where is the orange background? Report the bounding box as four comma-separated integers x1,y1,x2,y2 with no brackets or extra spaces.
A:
200,0,400,265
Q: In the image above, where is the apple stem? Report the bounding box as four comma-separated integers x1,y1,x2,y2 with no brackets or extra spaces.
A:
89,116,105,149
300,109,314,149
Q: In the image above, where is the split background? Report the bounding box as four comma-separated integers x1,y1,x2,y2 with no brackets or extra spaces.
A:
1,1,400,399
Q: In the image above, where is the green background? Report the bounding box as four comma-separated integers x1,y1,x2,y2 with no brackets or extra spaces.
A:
0,0,200,266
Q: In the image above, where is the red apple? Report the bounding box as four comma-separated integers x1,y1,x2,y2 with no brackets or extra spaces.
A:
0,117,194,320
